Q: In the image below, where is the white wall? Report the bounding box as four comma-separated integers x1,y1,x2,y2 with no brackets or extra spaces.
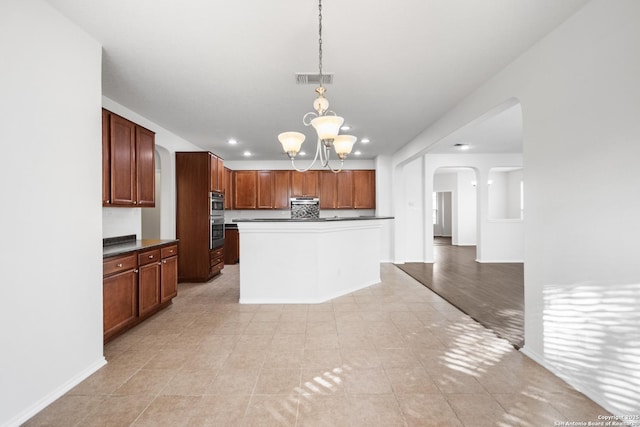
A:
488,168,523,219
399,157,425,262
0,1,105,425
375,155,394,262
455,169,478,247
506,169,523,219
390,0,640,415
488,172,508,219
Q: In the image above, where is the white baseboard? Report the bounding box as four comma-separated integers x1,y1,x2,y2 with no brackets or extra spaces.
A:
240,278,381,305
393,259,434,264
475,258,524,263
4,357,107,427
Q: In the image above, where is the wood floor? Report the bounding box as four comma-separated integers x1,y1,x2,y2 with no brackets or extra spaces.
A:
396,238,524,348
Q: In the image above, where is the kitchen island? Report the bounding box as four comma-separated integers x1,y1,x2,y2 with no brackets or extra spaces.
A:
234,217,393,304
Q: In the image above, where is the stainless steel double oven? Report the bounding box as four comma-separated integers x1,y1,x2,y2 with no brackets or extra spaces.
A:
210,192,225,249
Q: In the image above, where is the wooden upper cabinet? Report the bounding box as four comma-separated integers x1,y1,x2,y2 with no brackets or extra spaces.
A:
291,170,319,197
336,170,354,208
136,126,155,207
209,154,225,193
102,109,155,207
217,157,224,192
234,170,257,209
224,167,234,209
110,114,137,205
257,171,274,209
209,153,218,192
223,168,374,210
102,109,111,205
353,170,376,209
273,171,291,209
319,171,337,209
209,153,216,192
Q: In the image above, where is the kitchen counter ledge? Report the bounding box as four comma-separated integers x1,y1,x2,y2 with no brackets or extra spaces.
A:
103,237,178,258
233,216,393,223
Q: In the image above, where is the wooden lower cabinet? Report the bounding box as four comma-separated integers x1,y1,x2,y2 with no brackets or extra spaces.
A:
103,243,178,343
224,228,239,265
160,246,178,303
103,268,137,341
210,246,224,277
138,259,161,318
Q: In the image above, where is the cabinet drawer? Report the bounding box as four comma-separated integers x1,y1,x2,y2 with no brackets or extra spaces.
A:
210,262,223,277
210,256,224,267
210,247,224,260
103,253,137,277
161,244,178,258
138,249,161,266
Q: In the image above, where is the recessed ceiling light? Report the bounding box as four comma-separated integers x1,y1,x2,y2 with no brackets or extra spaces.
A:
341,125,351,131
354,150,362,156
299,151,306,156
454,143,470,150
243,150,251,157
228,138,238,145
361,138,370,144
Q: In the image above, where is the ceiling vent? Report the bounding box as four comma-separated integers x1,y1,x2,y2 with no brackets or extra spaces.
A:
295,73,333,85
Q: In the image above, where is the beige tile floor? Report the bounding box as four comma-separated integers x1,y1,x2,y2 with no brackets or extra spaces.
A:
25,264,610,426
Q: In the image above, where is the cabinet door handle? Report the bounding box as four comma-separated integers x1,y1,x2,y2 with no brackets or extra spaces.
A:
116,263,123,268
134,201,137,205
134,269,139,273
148,255,154,259
162,260,167,264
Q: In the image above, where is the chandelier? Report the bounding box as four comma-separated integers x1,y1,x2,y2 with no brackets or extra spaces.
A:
278,0,357,173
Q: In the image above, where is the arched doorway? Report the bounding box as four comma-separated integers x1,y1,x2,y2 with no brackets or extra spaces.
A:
141,148,162,239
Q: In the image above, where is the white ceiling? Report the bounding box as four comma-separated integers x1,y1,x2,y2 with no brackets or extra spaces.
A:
428,102,523,154
45,0,588,160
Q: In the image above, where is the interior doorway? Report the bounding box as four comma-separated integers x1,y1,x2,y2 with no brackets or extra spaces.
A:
433,191,452,238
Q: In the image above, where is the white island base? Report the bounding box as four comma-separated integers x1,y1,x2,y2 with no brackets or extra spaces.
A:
236,218,389,304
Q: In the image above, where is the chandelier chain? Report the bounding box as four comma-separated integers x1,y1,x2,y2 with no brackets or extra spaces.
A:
318,0,323,87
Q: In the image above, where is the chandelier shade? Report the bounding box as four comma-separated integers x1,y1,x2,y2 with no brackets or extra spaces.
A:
278,132,305,158
332,135,357,159
311,116,344,142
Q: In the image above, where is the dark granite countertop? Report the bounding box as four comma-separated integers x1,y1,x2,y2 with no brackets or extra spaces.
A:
103,236,178,259
233,216,393,223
